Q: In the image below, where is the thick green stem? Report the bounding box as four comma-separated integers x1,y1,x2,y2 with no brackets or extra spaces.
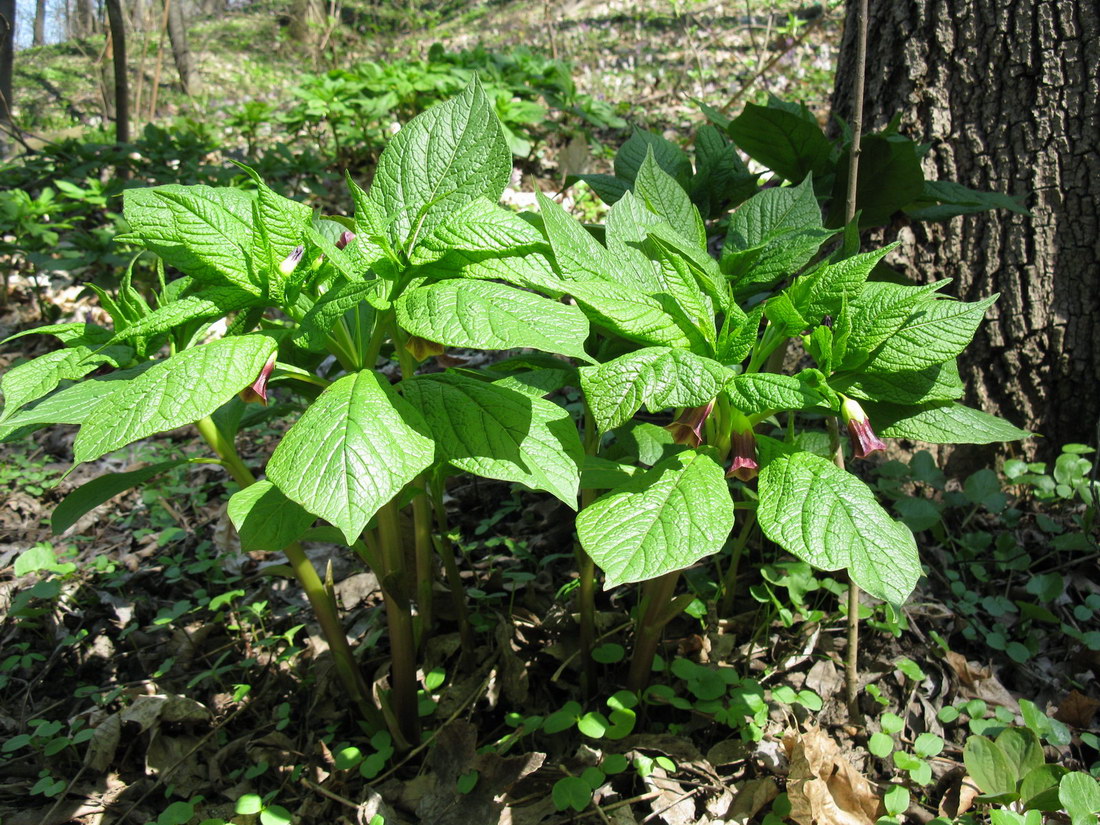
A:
193,416,384,731
429,477,474,654
718,511,757,616
376,500,419,746
827,416,862,723
627,571,681,692
576,406,600,693
412,481,434,642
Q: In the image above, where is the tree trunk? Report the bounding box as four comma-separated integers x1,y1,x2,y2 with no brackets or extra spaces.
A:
78,0,96,36
831,0,1100,459
289,0,326,62
0,0,13,150
166,0,193,95
34,0,46,45
105,0,129,142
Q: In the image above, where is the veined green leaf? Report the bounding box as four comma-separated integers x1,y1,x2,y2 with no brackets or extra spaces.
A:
107,287,262,343
407,196,546,266
614,129,692,186
729,102,832,183
1,345,131,424
266,371,435,544
0,363,154,442
725,372,830,418
395,279,592,361
577,449,734,588
827,133,925,228
73,335,277,464
579,347,732,433
492,368,575,398
864,401,1031,444
228,480,316,551
237,165,312,295
786,245,895,326
537,190,645,287
572,173,630,205
565,279,709,352
634,147,707,248
416,248,568,295
122,185,259,294
369,77,512,253
294,280,384,353
52,459,191,534
841,281,948,365
756,442,920,604
835,361,966,405
690,124,758,217
862,295,997,374
403,372,582,507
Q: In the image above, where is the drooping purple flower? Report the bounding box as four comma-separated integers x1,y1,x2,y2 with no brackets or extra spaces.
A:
665,400,715,448
726,410,759,481
279,245,305,276
240,353,277,405
335,230,354,250
841,398,887,459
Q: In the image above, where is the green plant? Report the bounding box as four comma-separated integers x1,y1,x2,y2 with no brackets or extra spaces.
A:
3,77,1027,751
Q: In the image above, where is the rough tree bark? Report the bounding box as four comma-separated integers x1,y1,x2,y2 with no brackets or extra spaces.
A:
34,0,46,45
831,0,1100,457
105,0,129,142
0,0,13,149
166,0,194,95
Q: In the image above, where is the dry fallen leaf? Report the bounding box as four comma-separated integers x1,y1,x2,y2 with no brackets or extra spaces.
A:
726,777,780,825
784,728,879,825
1054,690,1100,728
944,651,1019,711
938,772,981,819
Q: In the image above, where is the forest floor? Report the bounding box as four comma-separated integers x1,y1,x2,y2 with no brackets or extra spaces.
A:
2,1,1099,824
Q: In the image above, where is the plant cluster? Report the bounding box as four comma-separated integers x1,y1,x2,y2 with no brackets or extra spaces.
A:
1,79,1034,795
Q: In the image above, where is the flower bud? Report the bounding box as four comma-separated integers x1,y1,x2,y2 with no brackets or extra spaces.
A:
726,410,759,481
240,353,277,405
404,335,445,362
664,400,714,448
279,245,305,276
841,398,887,459
335,230,354,250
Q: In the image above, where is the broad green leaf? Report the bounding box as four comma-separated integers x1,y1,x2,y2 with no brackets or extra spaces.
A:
581,455,642,491
579,347,732,433
963,735,1018,797
2,322,113,348
238,165,312,295
492,368,575,398
403,372,582,507
645,221,727,306
407,196,546,266
294,280,384,353
841,281,947,366
827,134,925,228
73,335,277,464
641,232,717,343
861,295,997,374
906,179,1030,222
572,173,631,205
722,178,835,295
228,480,316,551
417,248,568,295
729,102,832,183
52,459,190,534
718,303,764,365
107,287,262,343
369,77,512,253
835,360,965,405
577,449,734,588
994,727,1045,783
690,124,757,217
1059,772,1100,825
537,190,647,288
786,246,894,326
634,147,706,248
605,421,678,467
0,363,153,442
756,443,920,604
865,401,1030,444
764,293,808,337
267,371,435,544
122,185,259,294
1,345,131,423
1019,765,1067,811
566,279,709,352
614,129,692,186
395,279,592,361
725,372,830,418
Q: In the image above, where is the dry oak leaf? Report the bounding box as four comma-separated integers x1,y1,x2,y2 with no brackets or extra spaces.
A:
1054,690,1100,728
783,727,879,825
